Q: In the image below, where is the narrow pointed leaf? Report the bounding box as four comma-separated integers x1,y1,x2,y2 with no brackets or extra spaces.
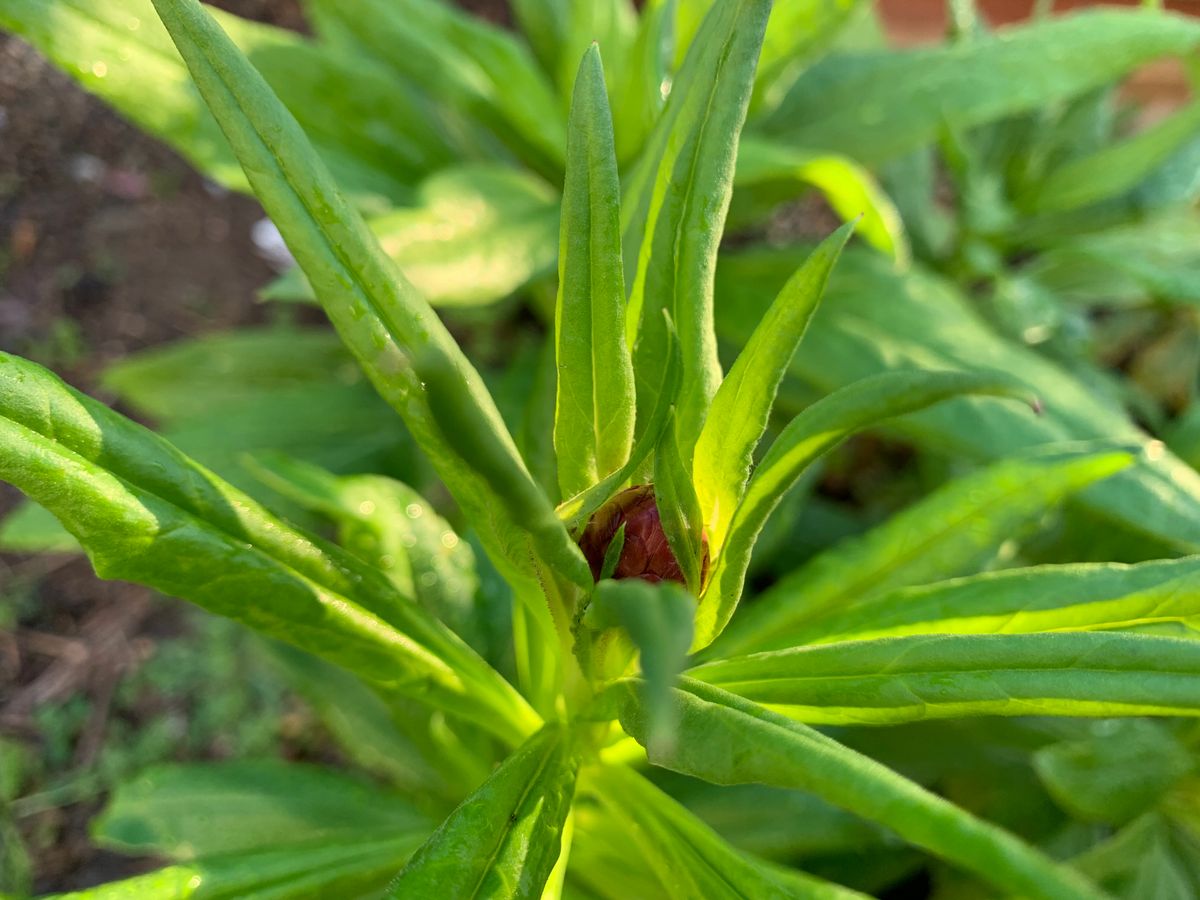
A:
623,0,772,460
1026,98,1200,214
581,765,868,899
264,166,561,309
690,633,1200,724
149,0,590,600
763,10,1200,163
795,556,1200,646
696,370,1047,649
511,0,569,77
715,247,1200,552
555,46,636,500
304,0,565,175
94,761,432,860
715,445,1133,656
245,455,486,654
43,838,422,900
585,579,696,753
556,315,682,531
0,353,537,745
694,222,855,558
734,137,907,263
385,726,578,900
654,425,706,594
611,0,674,163
608,679,1107,900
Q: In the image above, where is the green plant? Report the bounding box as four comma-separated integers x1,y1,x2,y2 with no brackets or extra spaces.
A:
5,2,1200,898
4,0,1200,568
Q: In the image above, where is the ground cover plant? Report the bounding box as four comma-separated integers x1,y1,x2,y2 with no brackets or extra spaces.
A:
5,0,1200,898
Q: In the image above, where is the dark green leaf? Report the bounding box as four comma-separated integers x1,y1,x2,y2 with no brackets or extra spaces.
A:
764,10,1200,164
1034,721,1194,825
0,352,537,744
263,166,560,309
93,761,432,859
385,726,578,900
608,679,1107,900
585,579,695,753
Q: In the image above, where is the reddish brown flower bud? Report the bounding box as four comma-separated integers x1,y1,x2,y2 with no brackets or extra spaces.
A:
578,484,709,586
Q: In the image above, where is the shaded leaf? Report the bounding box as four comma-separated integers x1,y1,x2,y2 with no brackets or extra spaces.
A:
1034,721,1194,825
93,761,432,860
764,10,1200,164
580,764,867,899
263,166,560,309
608,679,1107,900
585,579,695,753
0,353,537,744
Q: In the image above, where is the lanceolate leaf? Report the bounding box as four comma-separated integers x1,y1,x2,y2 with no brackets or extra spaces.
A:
385,726,578,900
581,765,867,899
611,0,674,163
696,371,1048,650
511,0,568,77
555,46,636,500
1025,98,1200,214
608,680,1107,900
715,446,1132,656
585,580,696,753
734,137,906,263
623,0,772,461
149,0,591,604
715,247,1200,552
264,166,561,309
693,222,855,558
0,353,537,745
43,837,423,900
556,315,682,531
763,9,1200,163
93,761,432,860
304,0,565,175
244,455,486,654
690,633,1200,724
794,556,1200,646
